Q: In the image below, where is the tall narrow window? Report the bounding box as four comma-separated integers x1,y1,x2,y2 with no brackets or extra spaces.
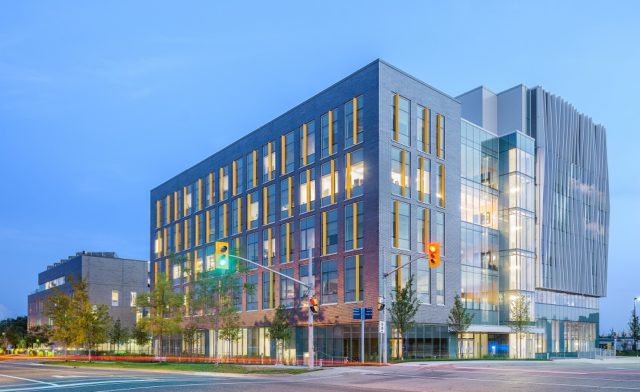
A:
195,213,204,246
435,163,445,208
417,207,430,254
345,201,363,251
263,184,276,225
232,197,243,235
246,232,259,268
320,160,339,206
299,169,316,213
391,147,410,197
281,131,295,175
233,158,244,196
392,200,410,250
246,274,258,311
218,203,227,239
263,141,276,182
345,255,363,303
154,231,162,258
194,180,202,212
164,195,171,225
321,260,338,304
184,185,193,216
394,254,411,293
417,258,431,304
280,268,295,308
436,264,445,305
417,105,430,153
299,216,315,259
262,228,275,266
262,271,273,310
345,149,364,198
321,109,338,158
205,173,213,207
174,223,181,252
300,121,316,166
207,209,216,242
417,156,431,203
219,166,229,201
156,200,161,228
393,94,410,145
111,290,119,307
280,177,294,219
247,150,258,190
321,209,338,255
247,191,259,230
345,95,364,148
176,190,182,220
436,113,445,159
432,210,445,254
280,222,294,263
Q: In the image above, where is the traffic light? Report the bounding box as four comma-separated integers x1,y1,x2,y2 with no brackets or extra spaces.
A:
377,296,385,311
427,242,441,268
215,241,229,270
309,297,319,314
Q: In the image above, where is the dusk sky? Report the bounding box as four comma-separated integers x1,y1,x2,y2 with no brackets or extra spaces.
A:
1,1,638,334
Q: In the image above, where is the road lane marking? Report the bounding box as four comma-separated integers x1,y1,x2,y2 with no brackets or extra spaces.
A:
0,374,57,387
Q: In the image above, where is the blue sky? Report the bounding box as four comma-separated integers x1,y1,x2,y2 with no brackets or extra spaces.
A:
0,1,637,334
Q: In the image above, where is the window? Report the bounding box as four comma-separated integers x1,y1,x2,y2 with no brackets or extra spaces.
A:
218,204,228,238
280,222,294,264
206,210,216,242
196,213,204,246
164,195,171,224
435,163,445,207
130,292,137,307
263,141,276,182
432,210,445,255
436,264,445,305
321,109,338,158
393,94,410,145
300,121,316,166
262,271,273,310
194,250,203,275
281,131,295,175
299,264,313,300
417,156,430,203
299,216,315,259
247,150,258,190
280,268,295,308
436,113,445,158
345,149,364,198
111,290,120,307
262,228,275,266
219,166,229,201
233,158,244,195
299,169,316,213
194,180,202,212
185,218,194,249
205,245,215,270
246,274,258,311
393,254,411,293
417,260,430,304
345,201,363,250
417,105,430,153
392,200,410,250
344,255,363,303
184,185,193,216
206,172,214,207
280,177,294,219
417,207,430,253
246,232,259,269
263,184,276,224
345,95,363,148
232,197,243,235
168,226,175,254
391,147,410,197
247,191,259,230
174,223,181,252
320,160,339,206
321,260,338,304
154,231,162,258
321,209,338,255
176,190,183,219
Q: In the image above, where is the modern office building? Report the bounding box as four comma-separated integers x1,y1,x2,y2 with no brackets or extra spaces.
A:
28,251,149,330
150,59,608,360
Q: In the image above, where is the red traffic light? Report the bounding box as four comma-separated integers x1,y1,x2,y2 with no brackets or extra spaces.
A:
309,297,319,314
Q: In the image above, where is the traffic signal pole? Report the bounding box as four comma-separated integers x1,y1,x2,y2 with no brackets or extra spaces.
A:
224,252,315,369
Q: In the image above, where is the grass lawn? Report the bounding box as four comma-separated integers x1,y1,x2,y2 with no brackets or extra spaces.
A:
45,360,314,374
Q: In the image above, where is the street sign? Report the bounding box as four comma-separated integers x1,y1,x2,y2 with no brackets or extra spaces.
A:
353,308,362,320
364,307,373,319
378,321,385,334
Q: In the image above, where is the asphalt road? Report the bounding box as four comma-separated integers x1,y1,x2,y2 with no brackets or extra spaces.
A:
1,358,640,391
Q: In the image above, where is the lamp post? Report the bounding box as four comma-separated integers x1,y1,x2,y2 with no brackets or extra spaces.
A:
634,297,639,355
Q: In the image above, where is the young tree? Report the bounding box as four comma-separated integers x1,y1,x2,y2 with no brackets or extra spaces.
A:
181,321,199,356
218,305,240,358
26,325,50,349
136,272,184,356
448,295,474,358
268,305,292,364
509,294,531,358
44,286,76,355
629,308,640,353
390,274,420,360
131,322,151,348
109,319,129,352
72,280,111,360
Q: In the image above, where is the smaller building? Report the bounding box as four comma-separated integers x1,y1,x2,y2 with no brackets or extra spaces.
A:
28,251,149,330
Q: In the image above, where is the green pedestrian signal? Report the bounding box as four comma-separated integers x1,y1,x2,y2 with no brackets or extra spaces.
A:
215,241,229,270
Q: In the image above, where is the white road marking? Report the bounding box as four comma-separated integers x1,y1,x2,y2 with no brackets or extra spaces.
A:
50,375,88,378
0,374,57,386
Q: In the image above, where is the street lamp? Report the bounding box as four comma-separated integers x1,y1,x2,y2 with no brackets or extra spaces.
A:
634,297,640,355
